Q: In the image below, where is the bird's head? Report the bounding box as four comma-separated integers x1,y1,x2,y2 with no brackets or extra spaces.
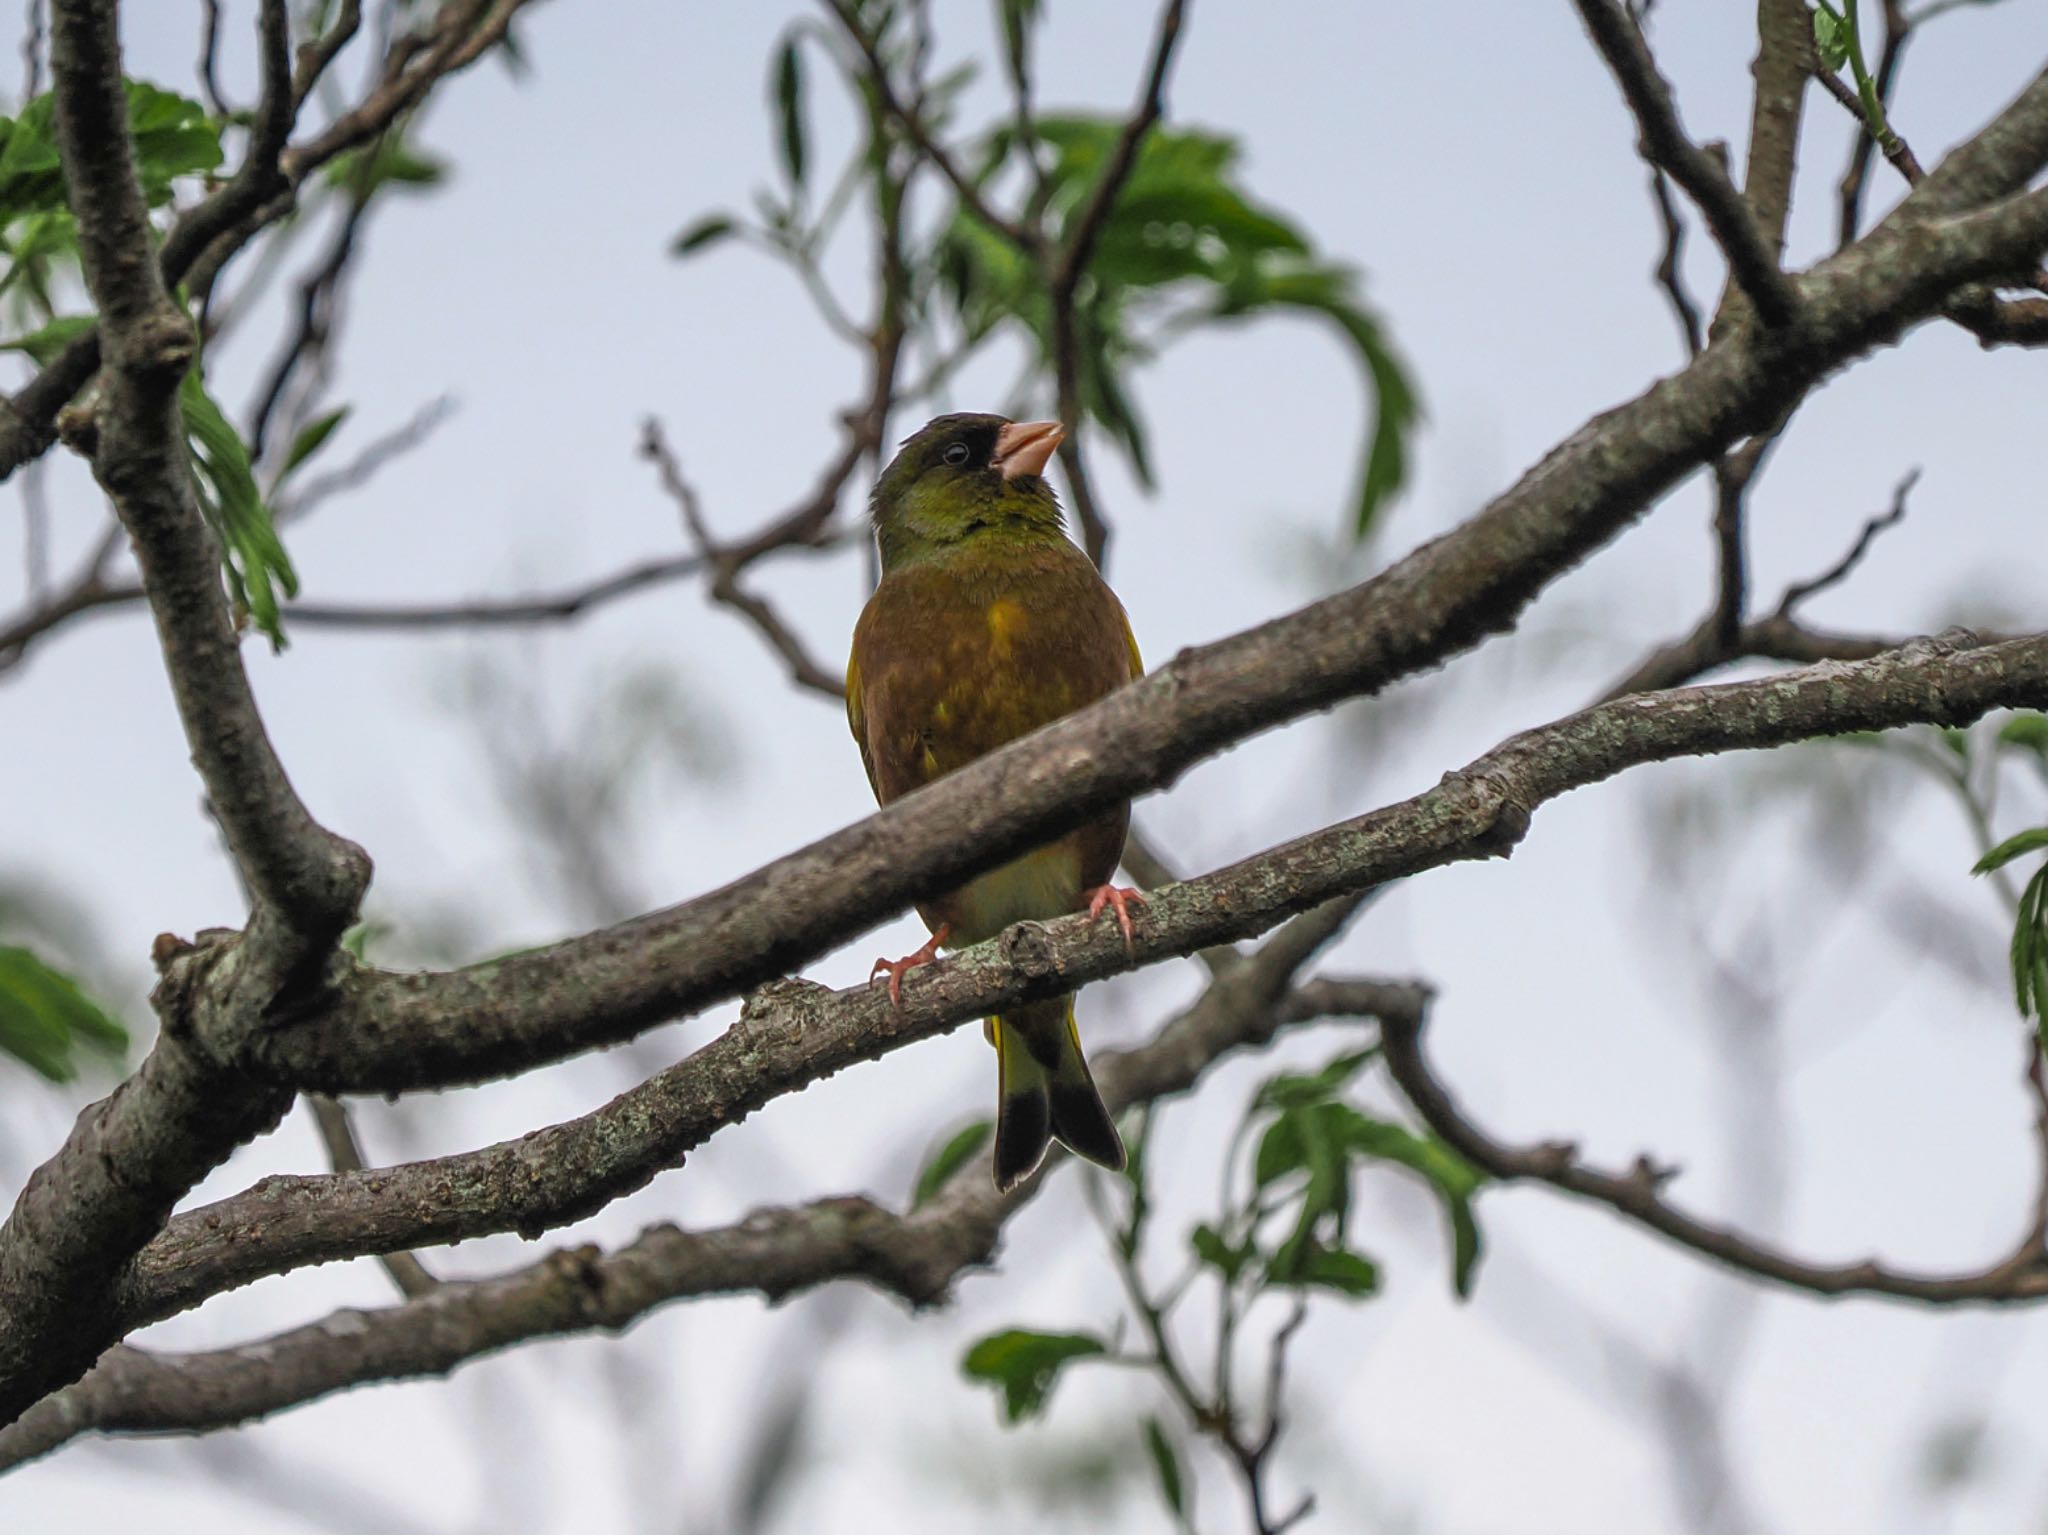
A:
869,412,1067,568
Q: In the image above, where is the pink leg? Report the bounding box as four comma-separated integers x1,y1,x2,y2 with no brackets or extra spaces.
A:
1083,884,1149,952
869,923,950,1006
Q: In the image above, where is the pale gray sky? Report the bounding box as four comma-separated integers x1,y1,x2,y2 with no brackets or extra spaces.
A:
7,2,2048,1531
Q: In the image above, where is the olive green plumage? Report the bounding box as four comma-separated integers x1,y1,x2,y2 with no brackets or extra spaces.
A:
847,412,1141,1190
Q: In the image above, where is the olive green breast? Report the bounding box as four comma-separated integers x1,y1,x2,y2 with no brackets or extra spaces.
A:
847,536,1142,939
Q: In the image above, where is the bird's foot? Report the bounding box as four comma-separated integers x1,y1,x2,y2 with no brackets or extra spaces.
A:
869,924,950,1006
1083,884,1148,953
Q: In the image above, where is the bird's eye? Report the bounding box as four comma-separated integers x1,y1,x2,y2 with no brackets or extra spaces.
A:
942,442,971,467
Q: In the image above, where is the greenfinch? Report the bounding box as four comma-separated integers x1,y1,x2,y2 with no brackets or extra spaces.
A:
847,413,1144,1190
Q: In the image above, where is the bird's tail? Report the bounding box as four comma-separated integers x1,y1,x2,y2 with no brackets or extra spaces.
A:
991,996,1125,1191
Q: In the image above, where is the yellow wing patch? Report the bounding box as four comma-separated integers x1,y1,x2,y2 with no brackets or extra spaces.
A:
1120,606,1144,681
986,598,1026,659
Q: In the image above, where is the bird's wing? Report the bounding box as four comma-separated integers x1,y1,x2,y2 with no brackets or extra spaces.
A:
844,638,880,797
1118,602,1143,681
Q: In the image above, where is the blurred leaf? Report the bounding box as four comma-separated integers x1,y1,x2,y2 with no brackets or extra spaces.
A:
669,214,738,259
772,33,808,190
324,135,448,193
1190,1220,1252,1284
1253,1045,1378,1112
278,406,349,482
961,1329,1106,1423
0,945,127,1082
1255,1100,1484,1296
1297,1245,1380,1298
1973,827,2048,875
0,79,219,221
1813,4,1851,72
1997,714,2048,762
1141,1417,1187,1523
180,367,300,648
0,311,92,365
933,116,1418,538
126,80,223,201
340,919,390,961
1330,1108,1486,1296
911,1119,991,1208
2006,864,2048,1039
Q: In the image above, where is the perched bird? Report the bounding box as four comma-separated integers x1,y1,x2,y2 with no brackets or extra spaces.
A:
847,412,1145,1191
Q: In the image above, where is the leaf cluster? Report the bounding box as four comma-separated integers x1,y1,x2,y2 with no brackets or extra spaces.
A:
0,945,126,1083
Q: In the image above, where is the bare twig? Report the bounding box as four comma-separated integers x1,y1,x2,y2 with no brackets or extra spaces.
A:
1648,170,1705,356
1046,0,1191,568
304,1097,437,1299
1598,465,1923,701
196,0,233,117
1049,0,1189,300
818,0,1035,251
1572,0,1801,326
640,418,844,699
1773,468,1917,616
1380,1003,2048,1304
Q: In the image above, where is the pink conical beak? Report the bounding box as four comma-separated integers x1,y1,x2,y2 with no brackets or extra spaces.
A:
993,419,1064,481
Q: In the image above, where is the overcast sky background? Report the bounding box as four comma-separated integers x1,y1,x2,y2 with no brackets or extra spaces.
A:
6,2,2048,1531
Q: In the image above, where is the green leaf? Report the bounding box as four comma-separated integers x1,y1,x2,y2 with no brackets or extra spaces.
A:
1973,827,2048,876
669,214,738,259
278,406,350,483
930,116,1419,539
1253,1045,1379,1112
911,1119,992,1208
180,367,299,648
324,136,449,193
1330,1108,1486,1297
1998,715,2048,760
1141,1417,1187,1521
0,945,127,1082
125,80,223,202
772,34,808,190
0,311,93,366
1298,1245,1380,1298
960,1329,1106,1423
1190,1220,1253,1284
2008,866,2048,1031
1813,5,1851,72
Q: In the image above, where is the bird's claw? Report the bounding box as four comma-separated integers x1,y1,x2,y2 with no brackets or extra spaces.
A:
1084,884,1148,953
869,924,950,1006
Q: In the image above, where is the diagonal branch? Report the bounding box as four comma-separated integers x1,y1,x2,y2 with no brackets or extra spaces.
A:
106,631,2048,1335
1046,0,1190,567
1380,1001,2048,1304
1,967,1421,1470
272,165,2048,1096
1572,0,1802,326
819,0,1035,250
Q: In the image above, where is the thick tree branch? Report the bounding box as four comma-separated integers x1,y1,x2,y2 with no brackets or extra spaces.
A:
99,632,2048,1339
0,0,361,1432
227,169,2048,1100
10,43,2048,1432
2,966,1422,1469
1572,0,1801,326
